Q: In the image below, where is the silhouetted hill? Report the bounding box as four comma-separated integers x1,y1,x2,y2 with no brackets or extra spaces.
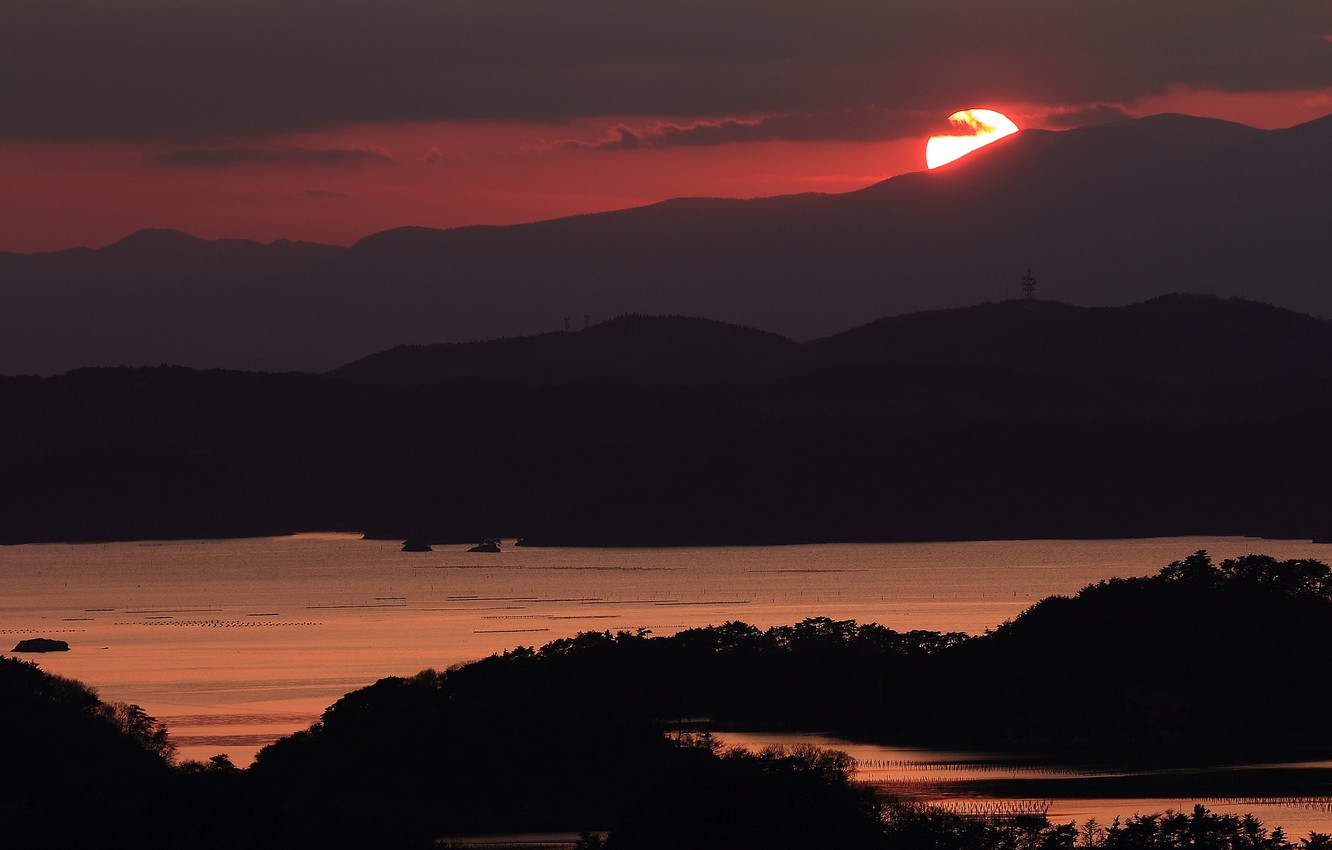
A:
0,658,175,846
914,552,1332,757
331,314,804,386
6,292,1332,544
809,295,1332,386
230,558,1332,845
1117,113,1267,152
0,230,343,375
3,112,1330,375
328,295,1332,423
4,366,1332,545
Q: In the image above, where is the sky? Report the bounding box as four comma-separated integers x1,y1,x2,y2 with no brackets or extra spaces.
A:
2,0,1331,253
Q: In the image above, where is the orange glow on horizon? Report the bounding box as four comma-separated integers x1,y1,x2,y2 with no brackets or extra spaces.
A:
926,109,1019,169
0,121,925,253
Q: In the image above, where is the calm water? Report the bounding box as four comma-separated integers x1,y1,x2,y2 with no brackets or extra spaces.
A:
4,534,1330,831
722,732,1332,839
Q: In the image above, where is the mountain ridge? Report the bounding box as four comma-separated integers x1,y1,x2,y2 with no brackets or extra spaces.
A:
331,294,1332,391
3,112,1330,375
5,293,1332,545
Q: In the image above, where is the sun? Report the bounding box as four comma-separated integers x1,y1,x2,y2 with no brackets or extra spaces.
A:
926,109,1019,169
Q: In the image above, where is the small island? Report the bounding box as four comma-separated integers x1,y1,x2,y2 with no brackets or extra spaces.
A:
11,638,70,653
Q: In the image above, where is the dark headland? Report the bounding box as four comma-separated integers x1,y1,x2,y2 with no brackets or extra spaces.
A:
3,294,1332,546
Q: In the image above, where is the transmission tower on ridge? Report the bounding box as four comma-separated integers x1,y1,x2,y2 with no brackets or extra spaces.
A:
1022,269,1037,300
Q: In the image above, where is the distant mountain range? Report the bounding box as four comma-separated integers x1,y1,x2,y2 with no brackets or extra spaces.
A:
2,112,1330,376
4,294,1332,545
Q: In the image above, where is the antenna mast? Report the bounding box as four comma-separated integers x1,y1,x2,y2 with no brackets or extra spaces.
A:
1022,269,1037,300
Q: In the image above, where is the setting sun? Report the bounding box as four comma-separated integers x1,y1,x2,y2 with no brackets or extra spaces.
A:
926,108,1019,169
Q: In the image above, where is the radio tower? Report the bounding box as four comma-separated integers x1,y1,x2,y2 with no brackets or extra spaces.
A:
1022,269,1037,300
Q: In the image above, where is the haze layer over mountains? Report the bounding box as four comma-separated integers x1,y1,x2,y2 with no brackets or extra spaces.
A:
2,112,1329,376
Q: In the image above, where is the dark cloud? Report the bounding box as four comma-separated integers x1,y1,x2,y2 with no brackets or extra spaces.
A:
151,147,390,166
2,0,1330,140
586,127,645,151
566,108,950,149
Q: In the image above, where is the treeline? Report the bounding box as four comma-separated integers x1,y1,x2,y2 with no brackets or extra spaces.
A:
7,553,1332,847
879,801,1332,850
0,657,176,846
908,551,1332,757
259,551,1331,762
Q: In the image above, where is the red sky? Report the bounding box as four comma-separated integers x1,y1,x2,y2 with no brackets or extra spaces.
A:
3,1,1330,253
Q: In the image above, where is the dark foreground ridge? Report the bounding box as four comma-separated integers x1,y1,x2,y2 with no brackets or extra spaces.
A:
3,295,1332,545
6,552,1332,848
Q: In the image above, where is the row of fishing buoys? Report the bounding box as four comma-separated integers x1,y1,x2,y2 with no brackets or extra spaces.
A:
852,758,1083,776
1193,796,1332,812
930,799,1052,818
0,627,83,634
853,758,972,771
857,778,950,790
114,620,323,627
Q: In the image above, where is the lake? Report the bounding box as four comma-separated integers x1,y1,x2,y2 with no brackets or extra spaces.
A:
4,534,1331,833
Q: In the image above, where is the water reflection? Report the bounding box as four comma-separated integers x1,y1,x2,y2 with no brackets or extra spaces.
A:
4,533,1330,774
719,732,1332,836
